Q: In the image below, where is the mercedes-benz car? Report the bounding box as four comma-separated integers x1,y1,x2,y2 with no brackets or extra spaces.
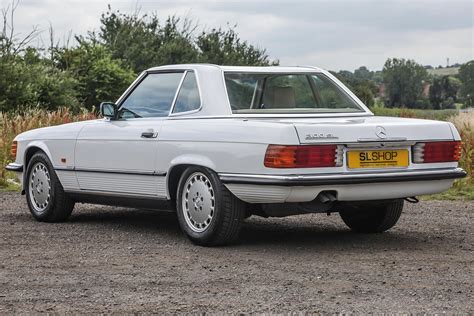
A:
6,64,466,246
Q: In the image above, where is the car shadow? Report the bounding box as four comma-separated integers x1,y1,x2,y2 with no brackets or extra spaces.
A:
69,206,181,232
238,220,427,251
65,206,435,252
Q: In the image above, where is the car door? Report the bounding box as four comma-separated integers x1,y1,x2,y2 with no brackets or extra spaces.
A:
74,71,185,197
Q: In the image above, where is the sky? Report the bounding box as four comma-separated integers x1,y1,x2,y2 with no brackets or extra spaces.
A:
2,0,473,71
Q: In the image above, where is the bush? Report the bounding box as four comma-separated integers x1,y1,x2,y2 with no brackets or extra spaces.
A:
0,53,80,112
57,43,136,109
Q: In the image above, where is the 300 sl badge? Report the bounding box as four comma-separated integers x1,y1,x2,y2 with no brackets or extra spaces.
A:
305,133,339,140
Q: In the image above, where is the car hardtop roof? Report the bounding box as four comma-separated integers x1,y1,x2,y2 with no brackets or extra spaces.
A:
146,64,324,73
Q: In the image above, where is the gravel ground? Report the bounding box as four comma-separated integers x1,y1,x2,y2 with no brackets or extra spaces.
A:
0,191,472,313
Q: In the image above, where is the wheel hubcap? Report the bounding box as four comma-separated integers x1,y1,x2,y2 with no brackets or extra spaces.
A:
29,162,51,213
182,172,215,233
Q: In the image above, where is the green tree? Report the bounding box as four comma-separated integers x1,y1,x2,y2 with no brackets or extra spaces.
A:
441,76,461,102
352,81,376,107
0,48,79,112
458,61,474,107
56,41,135,109
429,77,443,109
96,7,276,72
197,27,275,66
354,66,373,81
334,70,377,107
429,75,461,109
96,8,199,72
333,70,353,85
0,4,79,111
382,58,428,108
97,7,162,72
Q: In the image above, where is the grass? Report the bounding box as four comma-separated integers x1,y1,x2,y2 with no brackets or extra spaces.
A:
427,67,460,77
423,179,474,200
436,110,474,200
0,107,472,200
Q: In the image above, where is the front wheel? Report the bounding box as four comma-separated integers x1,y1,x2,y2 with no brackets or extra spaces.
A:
339,199,404,233
25,152,75,222
176,167,245,246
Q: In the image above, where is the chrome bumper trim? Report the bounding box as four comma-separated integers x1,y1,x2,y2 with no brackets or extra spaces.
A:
219,168,467,186
5,163,23,172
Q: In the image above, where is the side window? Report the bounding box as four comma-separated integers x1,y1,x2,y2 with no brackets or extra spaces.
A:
172,72,201,113
120,72,183,118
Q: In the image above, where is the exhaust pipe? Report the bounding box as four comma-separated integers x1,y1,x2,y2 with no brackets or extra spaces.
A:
404,196,419,203
318,191,337,204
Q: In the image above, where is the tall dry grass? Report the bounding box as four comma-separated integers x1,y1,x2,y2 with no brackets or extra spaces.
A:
0,108,97,186
449,111,474,182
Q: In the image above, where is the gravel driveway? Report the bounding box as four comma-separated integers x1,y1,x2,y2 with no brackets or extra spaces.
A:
0,191,472,313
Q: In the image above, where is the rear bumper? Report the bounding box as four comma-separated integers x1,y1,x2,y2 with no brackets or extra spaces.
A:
220,168,466,203
5,163,23,172
219,168,467,186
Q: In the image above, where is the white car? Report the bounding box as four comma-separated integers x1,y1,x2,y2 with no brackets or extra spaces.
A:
6,64,466,246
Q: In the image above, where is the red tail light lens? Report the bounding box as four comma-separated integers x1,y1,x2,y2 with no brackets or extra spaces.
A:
264,144,342,168
412,141,462,163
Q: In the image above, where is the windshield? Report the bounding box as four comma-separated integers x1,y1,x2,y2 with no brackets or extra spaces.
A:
224,72,364,114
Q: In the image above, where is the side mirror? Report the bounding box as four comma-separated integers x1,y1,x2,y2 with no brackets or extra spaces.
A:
100,102,118,120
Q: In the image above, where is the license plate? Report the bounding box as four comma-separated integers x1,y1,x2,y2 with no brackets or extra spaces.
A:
347,149,409,169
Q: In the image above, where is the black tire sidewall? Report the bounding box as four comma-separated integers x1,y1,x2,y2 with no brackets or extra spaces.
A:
25,152,58,221
176,167,226,244
340,199,403,233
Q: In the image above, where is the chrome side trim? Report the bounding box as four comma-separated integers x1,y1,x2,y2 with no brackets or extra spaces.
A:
64,189,168,200
5,163,23,172
219,168,467,186
55,167,167,177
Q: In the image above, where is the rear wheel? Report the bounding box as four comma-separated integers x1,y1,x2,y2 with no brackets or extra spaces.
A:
339,199,403,233
25,152,74,222
176,166,245,246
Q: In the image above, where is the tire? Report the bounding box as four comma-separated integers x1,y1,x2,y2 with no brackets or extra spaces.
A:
25,152,74,222
176,166,245,246
339,199,404,233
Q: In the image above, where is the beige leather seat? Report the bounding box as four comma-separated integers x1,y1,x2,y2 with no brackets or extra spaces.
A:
263,86,296,109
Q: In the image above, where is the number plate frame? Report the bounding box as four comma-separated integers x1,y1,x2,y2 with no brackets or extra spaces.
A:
347,149,409,169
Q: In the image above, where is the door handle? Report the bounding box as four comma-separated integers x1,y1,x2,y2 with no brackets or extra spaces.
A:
141,131,158,138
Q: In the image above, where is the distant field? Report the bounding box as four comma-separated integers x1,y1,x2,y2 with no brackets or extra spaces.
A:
427,67,459,76
371,107,458,121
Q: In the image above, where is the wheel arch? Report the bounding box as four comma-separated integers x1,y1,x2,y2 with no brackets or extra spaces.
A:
166,154,218,201
21,142,53,192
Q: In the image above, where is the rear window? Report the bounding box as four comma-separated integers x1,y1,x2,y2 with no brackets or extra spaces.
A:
224,72,364,114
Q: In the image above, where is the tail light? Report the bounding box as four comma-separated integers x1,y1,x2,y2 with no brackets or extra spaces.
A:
11,141,17,159
412,141,462,163
264,144,343,168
